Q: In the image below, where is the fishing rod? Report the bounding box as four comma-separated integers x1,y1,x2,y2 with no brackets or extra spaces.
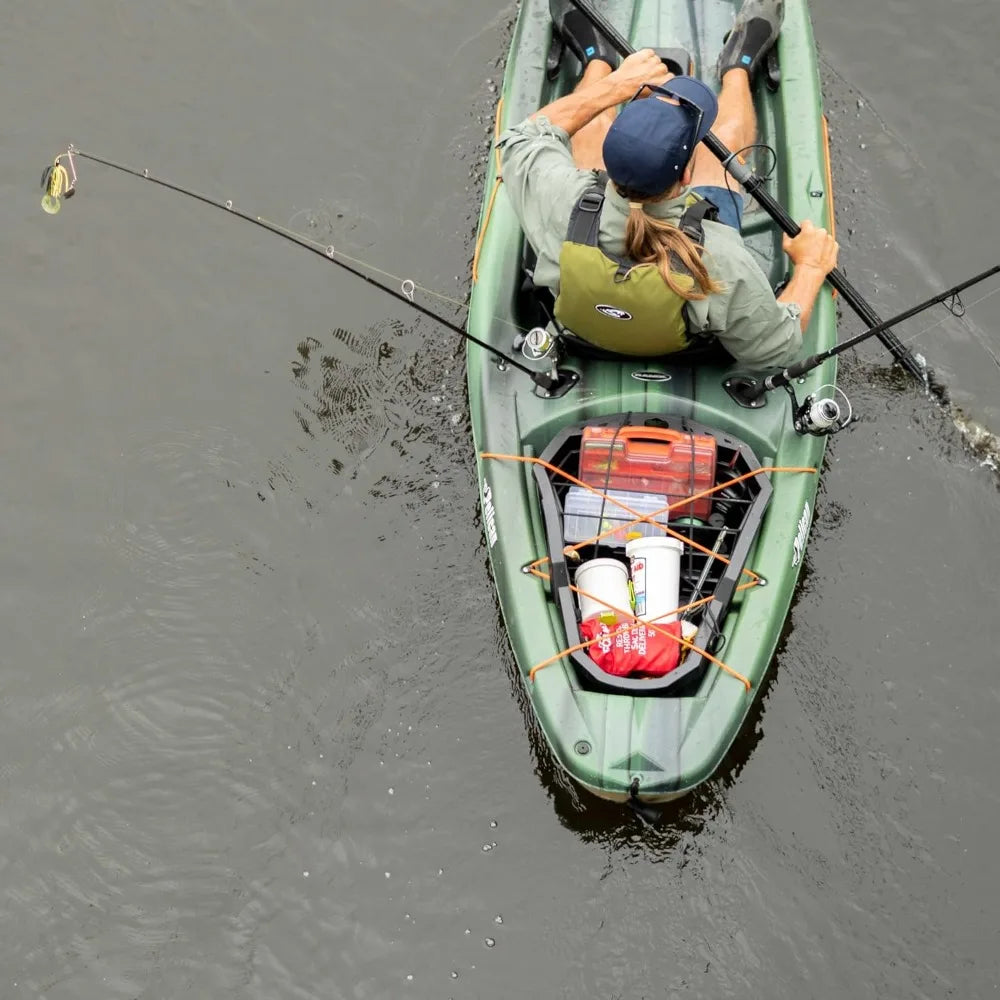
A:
724,265,1000,435
565,0,932,386
735,265,1000,402
38,145,579,398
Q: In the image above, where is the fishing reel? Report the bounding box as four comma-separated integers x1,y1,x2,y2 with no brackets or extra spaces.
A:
725,372,852,436
514,325,558,362
511,326,580,398
782,378,852,436
792,393,848,436
40,150,77,214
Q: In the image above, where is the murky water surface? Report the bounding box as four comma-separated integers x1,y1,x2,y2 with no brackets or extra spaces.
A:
3,1,999,996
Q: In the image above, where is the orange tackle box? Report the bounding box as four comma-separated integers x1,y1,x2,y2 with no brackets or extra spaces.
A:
578,425,717,520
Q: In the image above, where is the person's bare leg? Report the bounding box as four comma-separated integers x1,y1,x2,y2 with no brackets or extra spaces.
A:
688,69,757,190
569,59,617,170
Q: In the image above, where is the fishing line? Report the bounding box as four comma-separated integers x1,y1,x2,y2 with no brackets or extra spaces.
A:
730,264,1000,411
817,52,923,169
39,145,575,392
40,144,1000,411
814,52,1000,375
895,283,1000,370
257,215,475,319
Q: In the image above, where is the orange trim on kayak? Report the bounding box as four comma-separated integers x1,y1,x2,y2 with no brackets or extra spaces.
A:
821,113,838,299
471,96,504,284
821,114,836,239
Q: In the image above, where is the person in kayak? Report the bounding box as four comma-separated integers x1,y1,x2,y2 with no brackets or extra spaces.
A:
496,0,839,367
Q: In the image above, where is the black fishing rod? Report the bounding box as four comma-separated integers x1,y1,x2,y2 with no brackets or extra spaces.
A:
38,145,577,396
565,0,931,385
732,264,1000,404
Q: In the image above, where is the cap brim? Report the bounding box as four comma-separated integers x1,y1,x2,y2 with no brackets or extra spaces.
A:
661,76,719,146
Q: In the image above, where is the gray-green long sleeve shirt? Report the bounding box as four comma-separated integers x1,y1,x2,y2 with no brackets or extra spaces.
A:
496,115,803,369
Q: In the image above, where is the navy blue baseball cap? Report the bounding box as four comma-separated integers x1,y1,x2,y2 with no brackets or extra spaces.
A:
602,76,719,197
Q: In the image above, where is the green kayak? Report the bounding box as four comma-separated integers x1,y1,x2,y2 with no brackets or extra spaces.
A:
467,0,837,803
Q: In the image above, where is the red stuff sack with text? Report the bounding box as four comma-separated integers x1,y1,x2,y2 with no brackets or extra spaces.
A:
579,616,683,677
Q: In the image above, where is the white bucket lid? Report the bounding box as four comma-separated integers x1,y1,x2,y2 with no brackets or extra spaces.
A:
625,535,684,556
576,557,629,575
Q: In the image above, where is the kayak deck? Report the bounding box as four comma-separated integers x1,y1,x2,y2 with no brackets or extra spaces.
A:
467,0,836,802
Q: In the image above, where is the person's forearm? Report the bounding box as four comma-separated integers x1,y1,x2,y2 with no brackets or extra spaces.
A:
531,75,632,137
777,265,828,332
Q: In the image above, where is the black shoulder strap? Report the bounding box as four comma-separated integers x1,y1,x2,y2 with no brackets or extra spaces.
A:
677,195,719,245
565,171,609,247
565,179,717,272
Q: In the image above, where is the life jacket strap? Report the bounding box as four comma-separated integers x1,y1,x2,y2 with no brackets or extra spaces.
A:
677,196,719,244
565,180,720,256
564,171,608,248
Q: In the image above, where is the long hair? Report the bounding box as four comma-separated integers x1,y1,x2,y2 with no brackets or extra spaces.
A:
619,190,725,301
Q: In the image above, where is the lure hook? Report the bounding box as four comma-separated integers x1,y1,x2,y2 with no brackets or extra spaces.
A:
39,150,77,215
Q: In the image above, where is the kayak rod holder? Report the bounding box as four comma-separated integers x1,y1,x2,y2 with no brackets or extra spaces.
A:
531,368,580,398
724,375,769,409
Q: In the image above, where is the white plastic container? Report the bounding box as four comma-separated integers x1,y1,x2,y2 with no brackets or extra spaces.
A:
574,558,631,621
626,535,684,622
563,486,673,547
681,619,698,647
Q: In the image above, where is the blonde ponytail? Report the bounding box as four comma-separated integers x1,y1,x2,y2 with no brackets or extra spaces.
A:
623,202,724,301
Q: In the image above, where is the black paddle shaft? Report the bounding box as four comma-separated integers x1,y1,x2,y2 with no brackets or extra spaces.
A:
565,0,928,383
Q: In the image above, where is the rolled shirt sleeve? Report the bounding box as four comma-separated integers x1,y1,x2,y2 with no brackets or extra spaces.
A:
495,115,595,291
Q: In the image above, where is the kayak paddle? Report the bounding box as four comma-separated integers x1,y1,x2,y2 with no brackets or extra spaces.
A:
565,0,934,387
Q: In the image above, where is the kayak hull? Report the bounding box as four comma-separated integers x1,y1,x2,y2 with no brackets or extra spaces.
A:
467,0,836,803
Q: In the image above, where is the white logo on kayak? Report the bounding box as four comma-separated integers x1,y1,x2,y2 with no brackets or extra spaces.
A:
596,304,632,321
792,501,811,567
482,479,498,548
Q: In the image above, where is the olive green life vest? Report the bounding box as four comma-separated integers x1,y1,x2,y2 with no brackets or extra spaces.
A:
553,183,718,357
